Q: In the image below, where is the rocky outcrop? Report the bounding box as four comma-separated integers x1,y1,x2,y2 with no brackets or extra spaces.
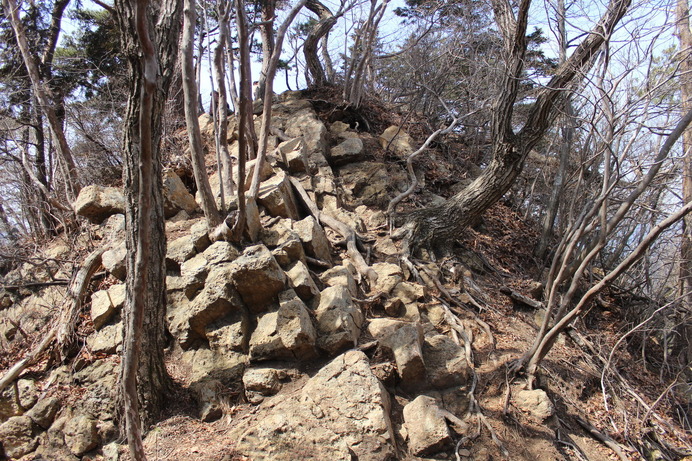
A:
231,351,396,460
73,185,125,224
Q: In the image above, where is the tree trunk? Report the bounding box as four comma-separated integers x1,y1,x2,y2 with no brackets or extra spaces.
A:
676,0,692,380
304,0,336,86
214,1,235,205
256,0,276,100
182,0,222,228
2,0,80,200
404,0,632,252
114,1,182,455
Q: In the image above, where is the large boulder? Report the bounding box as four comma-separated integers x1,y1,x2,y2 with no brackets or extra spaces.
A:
181,347,247,386
162,169,199,218
285,260,319,301
284,108,329,167
257,171,301,220
379,125,415,158
403,395,452,456
73,185,125,224
314,286,363,355
329,137,364,166
249,291,317,361
423,334,471,389
231,351,395,460
229,245,286,313
277,137,309,173
292,216,331,262
63,414,100,456
90,283,125,329
0,415,37,459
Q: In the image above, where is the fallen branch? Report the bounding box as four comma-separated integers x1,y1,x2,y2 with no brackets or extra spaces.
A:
575,415,629,461
499,286,544,310
0,326,56,393
288,176,378,286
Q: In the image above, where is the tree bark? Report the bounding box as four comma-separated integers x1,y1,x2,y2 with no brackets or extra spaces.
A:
182,0,222,228
214,1,235,205
304,0,337,86
676,0,692,381
256,0,276,99
114,1,182,455
404,0,632,252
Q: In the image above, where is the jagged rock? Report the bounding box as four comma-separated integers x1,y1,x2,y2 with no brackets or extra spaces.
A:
229,245,286,313
182,347,247,386
368,320,425,386
313,165,338,195
26,397,60,429
0,415,37,459
202,240,240,265
320,264,358,297
403,395,452,456
73,185,125,224
284,108,329,167
0,379,37,422
178,254,210,299
338,162,390,207
285,260,319,301
97,213,125,242
63,414,100,456
329,137,364,166
90,283,125,329
278,137,309,173
249,291,317,361
393,282,425,303
315,285,363,355
102,242,127,281
423,335,470,389
232,351,395,460
205,309,250,354
379,125,415,158
372,262,404,295
243,368,282,404
169,263,245,348
384,297,404,316
36,413,74,460
373,237,399,258
190,380,224,422
292,216,331,262
163,170,199,218
86,322,123,354
258,171,301,220
166,235,198,267
514,389,554,420
436,387,470,417
189,219,212,252
261,220,305,268
169,210,190,222
329,120,350,135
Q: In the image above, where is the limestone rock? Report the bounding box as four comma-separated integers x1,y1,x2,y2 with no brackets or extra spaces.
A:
372,262,404,295
90,283,125,329
329,137,364,166
423,334,470,389
63,414,100,456
86,322,123,354
285,261,319,301
0,379,37,422
337,162,390,207
232,351,395,460
163,169,199,218
166,235,198,267
261,220,305,268
97,213,125,242
205,309,250,354
404,395,452,456
202,240,240,265
315,286,363,355
330,120,350,135
102,242,127,280
284,108,329,166
229,245,286,313
249,291,317,361
0,415,37,459
381,323,425,386
189,219,212,252
514,389,554,420
278,137,309,173
179,254,210,299
190,380,224,422
292,216,331,262
26,397,60,429
73,185,125,224
258,171,301,220
379,126,415,158
182,347,247,386
243,368,282,404
170,263,245,347
320,264,358,297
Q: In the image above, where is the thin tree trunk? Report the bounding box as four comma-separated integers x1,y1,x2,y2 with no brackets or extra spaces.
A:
256,0,276,100
115,1,181,455
214,1,235,206
182,0,222,228
304,0,337,86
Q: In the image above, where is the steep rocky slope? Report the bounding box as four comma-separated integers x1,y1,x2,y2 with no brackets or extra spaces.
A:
0,91,689,460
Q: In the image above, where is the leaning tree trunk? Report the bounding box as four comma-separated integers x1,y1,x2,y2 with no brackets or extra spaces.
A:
182,0,222,228
304,0,337,86
115,0,182,453
403,0,632,252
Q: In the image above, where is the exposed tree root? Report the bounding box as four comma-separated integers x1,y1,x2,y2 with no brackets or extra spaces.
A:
288,176,378,287
575,415,629,461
